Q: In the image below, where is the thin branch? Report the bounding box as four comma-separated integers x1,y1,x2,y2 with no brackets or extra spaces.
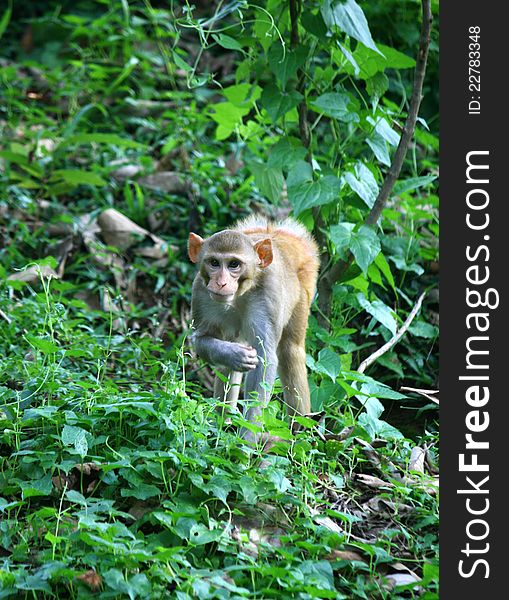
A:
324,0,433,286
288,0,300,48
0,308,12,325
357,292,426,374
400,386,439,404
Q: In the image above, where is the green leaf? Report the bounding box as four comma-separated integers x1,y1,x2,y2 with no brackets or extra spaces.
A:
21,475,53,499
121,483,161,500
250,163,284,203
61,425,89,458
358,413,404,440
349,226,381,273
366,132,390,166
377,353,404,377
311,92,359,123
330,223,380,275
374,418,404,440
338,42,360,76
321,0,382,55
189,523,224,546
346,42,416,79
267,469,292,493
189,472,233,505
301,10,328,39
376,43,416,69
23,405,59,420
0,150,29,167
0,3,12,41
362,396,385,419
360,381,407,400
222,83,261,107
316,348,342,381
268,137,308,170
344,162,378,208
268,44,308,88
367,116,400,147
253,15,278,53
374,252,396,292
209,101,250,140
172,50,192,72
287,164,341,215
393,174,437,196
409,321,438,338
51,170,107,187
357,294,397,335
366,72,389,100
65,490,87,505
329,222,355,253
0,150,44,178
103,569,151,599
261,84,303,122
287,159,313,186
26,335,59,354
212,33,244,53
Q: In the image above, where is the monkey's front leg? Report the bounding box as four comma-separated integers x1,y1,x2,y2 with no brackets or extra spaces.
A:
194,335,258,372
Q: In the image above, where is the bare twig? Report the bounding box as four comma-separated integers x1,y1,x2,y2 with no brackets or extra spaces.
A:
0,308,12,325
321,0,433,291
400,386,439,404
357,292,426,373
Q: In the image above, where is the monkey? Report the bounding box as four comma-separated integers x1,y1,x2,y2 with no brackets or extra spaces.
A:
188,214,319,445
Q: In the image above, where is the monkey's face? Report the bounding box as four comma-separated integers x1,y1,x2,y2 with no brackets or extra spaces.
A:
203,256,244,303
188,230,273,304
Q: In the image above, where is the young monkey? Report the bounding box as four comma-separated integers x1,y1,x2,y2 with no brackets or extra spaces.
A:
188,214,319,444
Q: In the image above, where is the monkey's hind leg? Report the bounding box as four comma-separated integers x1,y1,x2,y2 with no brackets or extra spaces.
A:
277,299,312,420
214,370,243,417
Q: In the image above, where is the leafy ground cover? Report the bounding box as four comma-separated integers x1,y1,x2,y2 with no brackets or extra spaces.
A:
0,1,438,597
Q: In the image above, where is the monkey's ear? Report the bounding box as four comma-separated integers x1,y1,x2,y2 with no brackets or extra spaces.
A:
254,238,273,268
188,232,204,263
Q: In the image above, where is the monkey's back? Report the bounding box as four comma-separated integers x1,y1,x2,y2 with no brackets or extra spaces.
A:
234,215,319,305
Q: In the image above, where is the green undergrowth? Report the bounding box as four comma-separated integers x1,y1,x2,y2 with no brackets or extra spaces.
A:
0,278,438,598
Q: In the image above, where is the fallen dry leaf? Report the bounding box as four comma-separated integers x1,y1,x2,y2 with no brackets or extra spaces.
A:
98,209,148,251
52,472,77,491
385,571,421,590
8,264,59,283
74,462,101,475
138,171,188,194
325,549,366,563
324,426,354,442
355,473,394,489
77,569,102,591
97,208,170,260
409,446,426,473
309,508,344,534
111,164,143,180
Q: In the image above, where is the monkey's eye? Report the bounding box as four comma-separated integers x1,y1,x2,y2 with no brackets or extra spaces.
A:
228,260,240,269
209,259,220,268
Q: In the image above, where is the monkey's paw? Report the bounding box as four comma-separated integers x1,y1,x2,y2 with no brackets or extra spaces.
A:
226,343,258,371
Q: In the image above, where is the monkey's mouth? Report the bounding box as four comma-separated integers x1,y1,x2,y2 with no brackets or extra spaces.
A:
209,291,235,303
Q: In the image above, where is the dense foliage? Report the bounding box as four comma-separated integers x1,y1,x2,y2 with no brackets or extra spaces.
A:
0,0,438,598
